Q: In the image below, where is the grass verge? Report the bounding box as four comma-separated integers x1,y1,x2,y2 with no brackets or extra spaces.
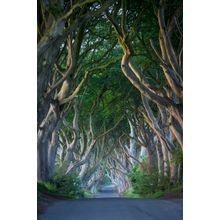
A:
123,184,183,199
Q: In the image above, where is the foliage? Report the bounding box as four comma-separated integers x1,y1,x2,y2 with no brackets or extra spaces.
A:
50,173,84,198
83,191,93,198
172,144,183,165
146,191,165,198
123,188,142,198
37,181,57,194
169,184,183,193
38,173,84,198
123,187,165,199
128,164,172,197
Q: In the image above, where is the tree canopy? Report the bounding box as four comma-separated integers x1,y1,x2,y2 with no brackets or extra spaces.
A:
37,0,182,196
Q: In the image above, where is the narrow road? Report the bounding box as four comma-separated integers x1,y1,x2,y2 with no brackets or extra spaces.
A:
93,184,119,198
38,185,182,220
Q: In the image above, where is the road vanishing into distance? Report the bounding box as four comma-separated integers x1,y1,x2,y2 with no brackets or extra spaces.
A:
38,185,183,220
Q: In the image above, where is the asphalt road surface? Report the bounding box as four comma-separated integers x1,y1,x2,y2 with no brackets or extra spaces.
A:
93,184,119,198
38,185,183,220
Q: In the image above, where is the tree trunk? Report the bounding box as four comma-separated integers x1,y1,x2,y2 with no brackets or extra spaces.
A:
61,100,80,174
48,122,61,178
160,138,169,176
37,102,60,181
128,119,137,166
168,151,178,183
155,141,164,176
139,146,147,160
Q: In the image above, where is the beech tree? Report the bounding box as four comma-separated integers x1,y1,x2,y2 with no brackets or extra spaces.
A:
37,0,117,180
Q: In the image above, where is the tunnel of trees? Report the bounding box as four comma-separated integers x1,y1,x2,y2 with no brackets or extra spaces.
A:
37,0,182,198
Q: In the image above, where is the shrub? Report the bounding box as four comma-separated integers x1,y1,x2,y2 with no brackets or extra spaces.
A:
50,173,84,198
38,173,84,198
128,165,172,197
37,181,57,193
146,191,165,198
123,188,142,198
83,191,93,198
128,165,158,195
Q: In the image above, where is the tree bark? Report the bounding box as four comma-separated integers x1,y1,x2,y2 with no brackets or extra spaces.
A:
37,102,60,181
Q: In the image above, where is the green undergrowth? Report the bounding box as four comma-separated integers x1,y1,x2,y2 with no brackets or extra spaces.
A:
123,185,182,199
38,173,85,199
123,189,142,198
123,188,164,199
168,184,183,193
123,163,183,199
83,191,93,198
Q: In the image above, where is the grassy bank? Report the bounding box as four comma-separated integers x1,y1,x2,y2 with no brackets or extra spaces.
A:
123,184,183,199
38,182,93,199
